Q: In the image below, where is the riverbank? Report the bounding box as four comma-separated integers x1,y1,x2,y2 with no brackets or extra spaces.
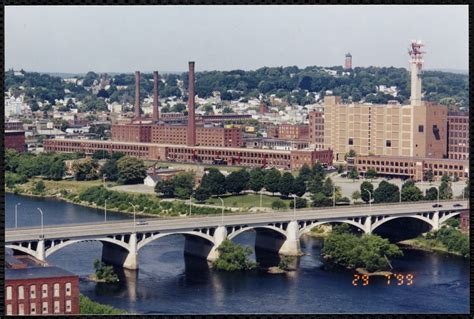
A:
398,238,463,256
79,294,127,315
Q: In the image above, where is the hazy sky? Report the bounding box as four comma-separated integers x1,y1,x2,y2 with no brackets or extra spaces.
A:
6,5,468,73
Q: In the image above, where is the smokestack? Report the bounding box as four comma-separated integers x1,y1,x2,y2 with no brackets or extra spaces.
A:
187,61,196,146
153,71,160,121
134,71,141,119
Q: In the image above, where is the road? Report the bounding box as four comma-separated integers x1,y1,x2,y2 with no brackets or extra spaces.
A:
6,200,467,243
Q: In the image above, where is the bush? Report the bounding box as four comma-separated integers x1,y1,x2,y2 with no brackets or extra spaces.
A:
271,199,287,210
289,197,307,209
79,294,126,315
35,180,46,193
213,240,257,271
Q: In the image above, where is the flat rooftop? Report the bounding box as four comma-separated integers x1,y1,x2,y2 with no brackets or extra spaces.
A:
6,266,77,280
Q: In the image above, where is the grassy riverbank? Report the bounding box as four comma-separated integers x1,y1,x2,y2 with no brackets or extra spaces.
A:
79,294,127,315
7,178,229,218
398,227,468,257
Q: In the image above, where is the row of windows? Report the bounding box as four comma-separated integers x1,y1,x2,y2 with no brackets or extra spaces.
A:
6,282,72,300
449,131,468,138
5,299,72,315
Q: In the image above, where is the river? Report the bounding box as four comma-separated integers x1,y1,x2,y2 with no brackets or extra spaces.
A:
6,193,469,314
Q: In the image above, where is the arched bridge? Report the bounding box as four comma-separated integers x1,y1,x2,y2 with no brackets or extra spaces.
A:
6,200,467,270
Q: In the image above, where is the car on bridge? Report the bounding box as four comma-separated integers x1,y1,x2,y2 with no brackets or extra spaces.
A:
453,203,463,207
432,204,443,208
136,220,148,226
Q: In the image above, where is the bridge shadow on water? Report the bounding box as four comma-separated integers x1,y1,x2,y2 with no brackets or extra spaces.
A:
372,217,432,242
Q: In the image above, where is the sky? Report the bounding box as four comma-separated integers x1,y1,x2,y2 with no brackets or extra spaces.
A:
5,5,468,73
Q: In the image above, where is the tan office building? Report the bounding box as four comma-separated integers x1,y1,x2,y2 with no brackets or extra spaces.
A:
324,41,448,162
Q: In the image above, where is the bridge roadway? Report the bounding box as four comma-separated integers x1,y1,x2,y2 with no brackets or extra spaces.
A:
6,200,467,270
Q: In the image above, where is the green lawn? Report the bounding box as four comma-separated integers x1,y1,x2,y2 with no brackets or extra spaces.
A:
200,193,292,209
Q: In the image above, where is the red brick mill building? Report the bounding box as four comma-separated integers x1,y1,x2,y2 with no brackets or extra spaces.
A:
5,252,79,316
45,62,334,170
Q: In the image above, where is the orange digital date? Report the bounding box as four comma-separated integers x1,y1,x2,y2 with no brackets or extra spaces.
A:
352,273,414,286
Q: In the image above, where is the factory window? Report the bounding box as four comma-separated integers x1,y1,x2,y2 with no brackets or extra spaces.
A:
6,286,12,300
386,140,391,147
66,299,72,313
54,301,60,313
30,285,36,298
30,303,36,315
42,284,48,298
418,125,424,132
42,301,48,314
348,138,353,145
65,283,72,296
18,285,25,299
54,283,60,297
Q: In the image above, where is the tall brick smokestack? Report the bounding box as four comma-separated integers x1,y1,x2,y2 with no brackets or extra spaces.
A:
134,71,141,119
152,71,160,121
187,61,196,146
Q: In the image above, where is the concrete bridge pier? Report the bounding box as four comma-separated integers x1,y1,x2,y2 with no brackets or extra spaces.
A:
207,226,228,262
36,239,46,261
101,233,138,270
278,221,302,256
364,216,372,234
432,212,439,231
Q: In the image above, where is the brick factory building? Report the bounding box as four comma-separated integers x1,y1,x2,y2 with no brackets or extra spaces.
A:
447,111,469,160
5,252,79,315
278,124,309,140
308,110,325,149
44,138,333,170
352,155,468,181
5,130,26,153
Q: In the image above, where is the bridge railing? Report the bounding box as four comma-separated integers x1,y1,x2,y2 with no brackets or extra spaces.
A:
7,199,466,231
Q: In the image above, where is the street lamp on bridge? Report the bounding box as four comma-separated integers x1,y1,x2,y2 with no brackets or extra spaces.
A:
15,203,21,229
129,202,137,233
218,197,224,226
36,208,44,239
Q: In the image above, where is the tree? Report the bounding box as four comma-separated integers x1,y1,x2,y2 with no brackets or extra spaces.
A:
201,168,226,195
425,169,434,183
278,172,295,198
173,173,195,199
271,199,287,210
373,181,400,203
92,150,111,160
337,165,345,174
439,181,453,200
225,169,250,194
401,185,423,202
360,181,374,203
116,156,147,184
441,174,451,183
222,106,233,114
99,159,119,182
346,149,357,158
425,187,438,200
289,197,307,209
264,168,281,194
299,164,312,182
365,168,377,179
351,190,361,202
35,180,45,193
248,168,265,193
293,175,307,197
48,160,65,181
154,179,175,198
72,159,99,181
213,240,257,271
311,192,332,207
321,177,334,197
311,162,325,180
348,167,359,180
194,186,211,203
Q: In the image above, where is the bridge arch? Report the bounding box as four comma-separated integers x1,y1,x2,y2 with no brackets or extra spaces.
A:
137,231,215,252
298,219,366,237
45,237,130,258
371,214,435,232
227,225,287,241
439,211,461,226
6,244,37,258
